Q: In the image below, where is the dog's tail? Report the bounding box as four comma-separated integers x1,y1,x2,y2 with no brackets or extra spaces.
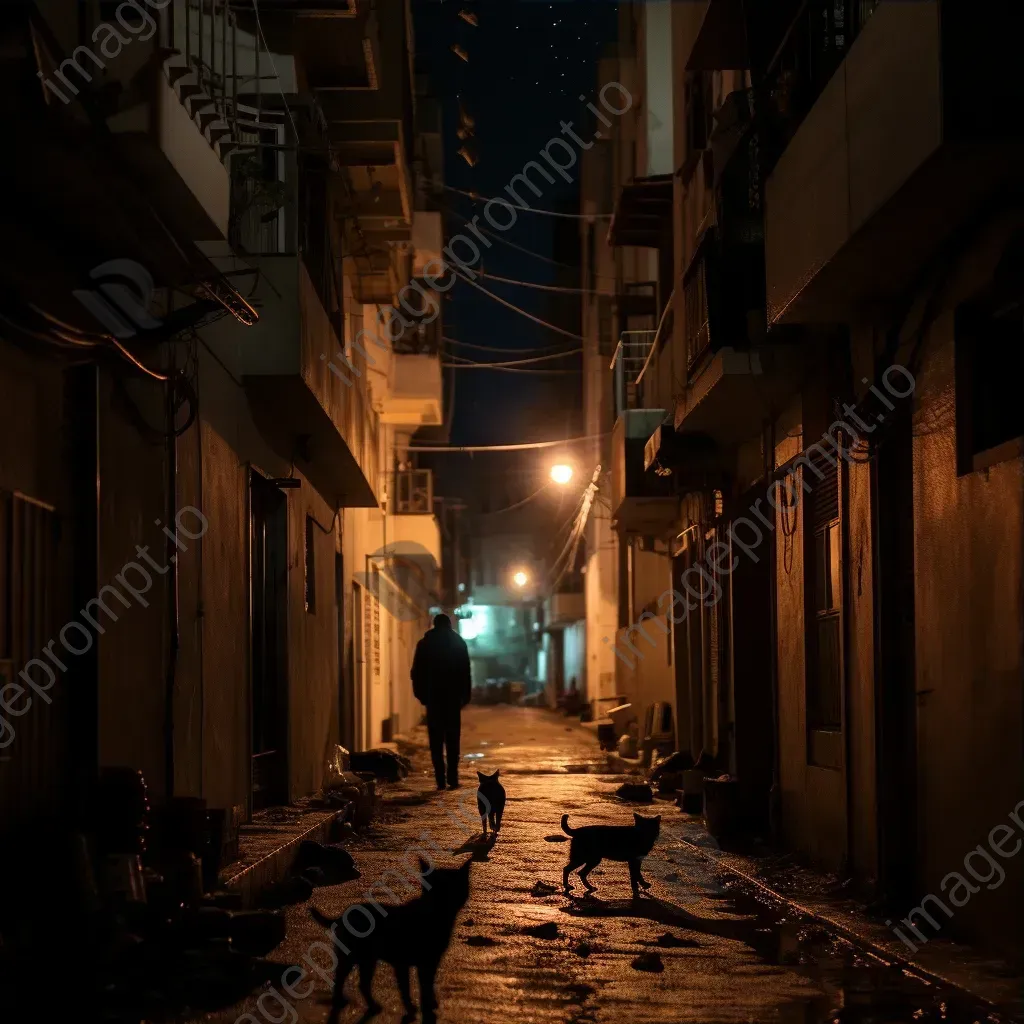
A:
560,813,578,836
309,906,337,929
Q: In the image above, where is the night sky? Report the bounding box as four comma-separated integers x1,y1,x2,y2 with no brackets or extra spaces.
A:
413,0,619,511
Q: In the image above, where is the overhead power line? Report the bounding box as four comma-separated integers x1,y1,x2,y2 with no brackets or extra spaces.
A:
444,184,613,219
408,432,607,453
452,270,585,340
444,335,577,356
446,348,581,367
477,270,591,294
441,361,580,374
479,482,553,516
441,203,616,279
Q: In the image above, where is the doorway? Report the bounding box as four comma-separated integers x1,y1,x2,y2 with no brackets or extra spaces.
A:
336,552,356,751
872,408,918,903
250,471,289,810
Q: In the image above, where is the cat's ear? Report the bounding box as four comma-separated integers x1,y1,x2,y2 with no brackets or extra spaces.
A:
493,769,500,778
633,812,643,824
477,771,485,781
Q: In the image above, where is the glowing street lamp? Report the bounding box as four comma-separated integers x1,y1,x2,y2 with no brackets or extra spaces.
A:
512,570,529,588
550,463,574,485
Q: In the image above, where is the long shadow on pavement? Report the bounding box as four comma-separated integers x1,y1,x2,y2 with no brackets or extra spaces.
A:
560,894,758,944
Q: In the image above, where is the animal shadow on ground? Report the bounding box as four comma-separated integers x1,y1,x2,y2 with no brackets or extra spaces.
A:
561,893,762,947
451,832,497,861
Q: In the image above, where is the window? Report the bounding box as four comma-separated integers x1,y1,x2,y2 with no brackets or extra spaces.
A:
304,516,317,613
804,453,842,736
955,303,1024,474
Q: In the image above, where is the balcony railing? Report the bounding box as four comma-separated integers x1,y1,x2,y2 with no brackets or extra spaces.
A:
684,249,711,373
229,151,343,334
610,331,657,419
759,0,882,174
393,469,434,515
172,0,297,146
682,219,766,381
387,281,442,355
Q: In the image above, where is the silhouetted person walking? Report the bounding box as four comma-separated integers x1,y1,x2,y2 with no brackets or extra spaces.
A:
412,613,472,789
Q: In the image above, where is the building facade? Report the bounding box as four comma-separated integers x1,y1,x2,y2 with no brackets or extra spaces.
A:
0,0,444,840
582,0,1024,959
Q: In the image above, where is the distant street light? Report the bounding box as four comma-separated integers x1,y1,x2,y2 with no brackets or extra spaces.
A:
512,570,529,588
550,463,574,485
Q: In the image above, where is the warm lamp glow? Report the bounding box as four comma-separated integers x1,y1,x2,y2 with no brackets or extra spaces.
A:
550,463,574,485
512,570,529,588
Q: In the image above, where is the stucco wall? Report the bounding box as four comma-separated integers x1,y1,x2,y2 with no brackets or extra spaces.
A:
616,544,675,736
97,374,169,801
911,315,1024,952
774,429,848,871
584,513,619,706
287,481,341,801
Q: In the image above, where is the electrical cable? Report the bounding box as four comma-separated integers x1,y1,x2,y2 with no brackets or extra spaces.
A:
444,184,613,219
109,338,171,381
408,432,607,453
309,508,341,535
441,202,616,278
445,348,581,367
250,0,301,145
444,335,577,356
479,482,553,515
441,361,581,374
477,270,591,294
451,270,586,340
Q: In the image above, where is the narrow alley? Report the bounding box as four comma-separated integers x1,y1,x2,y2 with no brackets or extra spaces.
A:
2,2,1023,1021
187,707,1004,1024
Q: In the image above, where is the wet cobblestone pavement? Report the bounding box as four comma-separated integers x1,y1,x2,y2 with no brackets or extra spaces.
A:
184,707,1009,1024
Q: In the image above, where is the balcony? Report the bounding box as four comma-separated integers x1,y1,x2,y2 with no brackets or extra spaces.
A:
412,213,443,278
609,335,678,534
314,0,416,264
376,284,444,427
392,469,434,515
545,592,585,629
675,226,800,445
388,469,441,586
199,160,377,507
228,0,376,89
763,0,1024,324
608,175,674,249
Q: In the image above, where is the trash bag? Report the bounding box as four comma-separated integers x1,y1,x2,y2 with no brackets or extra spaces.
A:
323,745,351,791
650,750,694,782
350,749,406,781
615,782,654,803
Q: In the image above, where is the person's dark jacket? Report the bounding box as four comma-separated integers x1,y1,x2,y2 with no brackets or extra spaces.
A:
411,624,472,710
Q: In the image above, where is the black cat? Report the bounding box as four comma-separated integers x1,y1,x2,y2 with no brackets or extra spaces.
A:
476,769,506,837
560,812,661,897
310,856,471,1023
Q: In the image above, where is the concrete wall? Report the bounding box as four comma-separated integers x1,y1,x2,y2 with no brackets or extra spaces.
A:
0,344,74,825
642,1,674,177
773,412,848,871
909,306,1024,953
584,519,619,706
97,374,170,800
564,621,586,694
615,542,675,734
